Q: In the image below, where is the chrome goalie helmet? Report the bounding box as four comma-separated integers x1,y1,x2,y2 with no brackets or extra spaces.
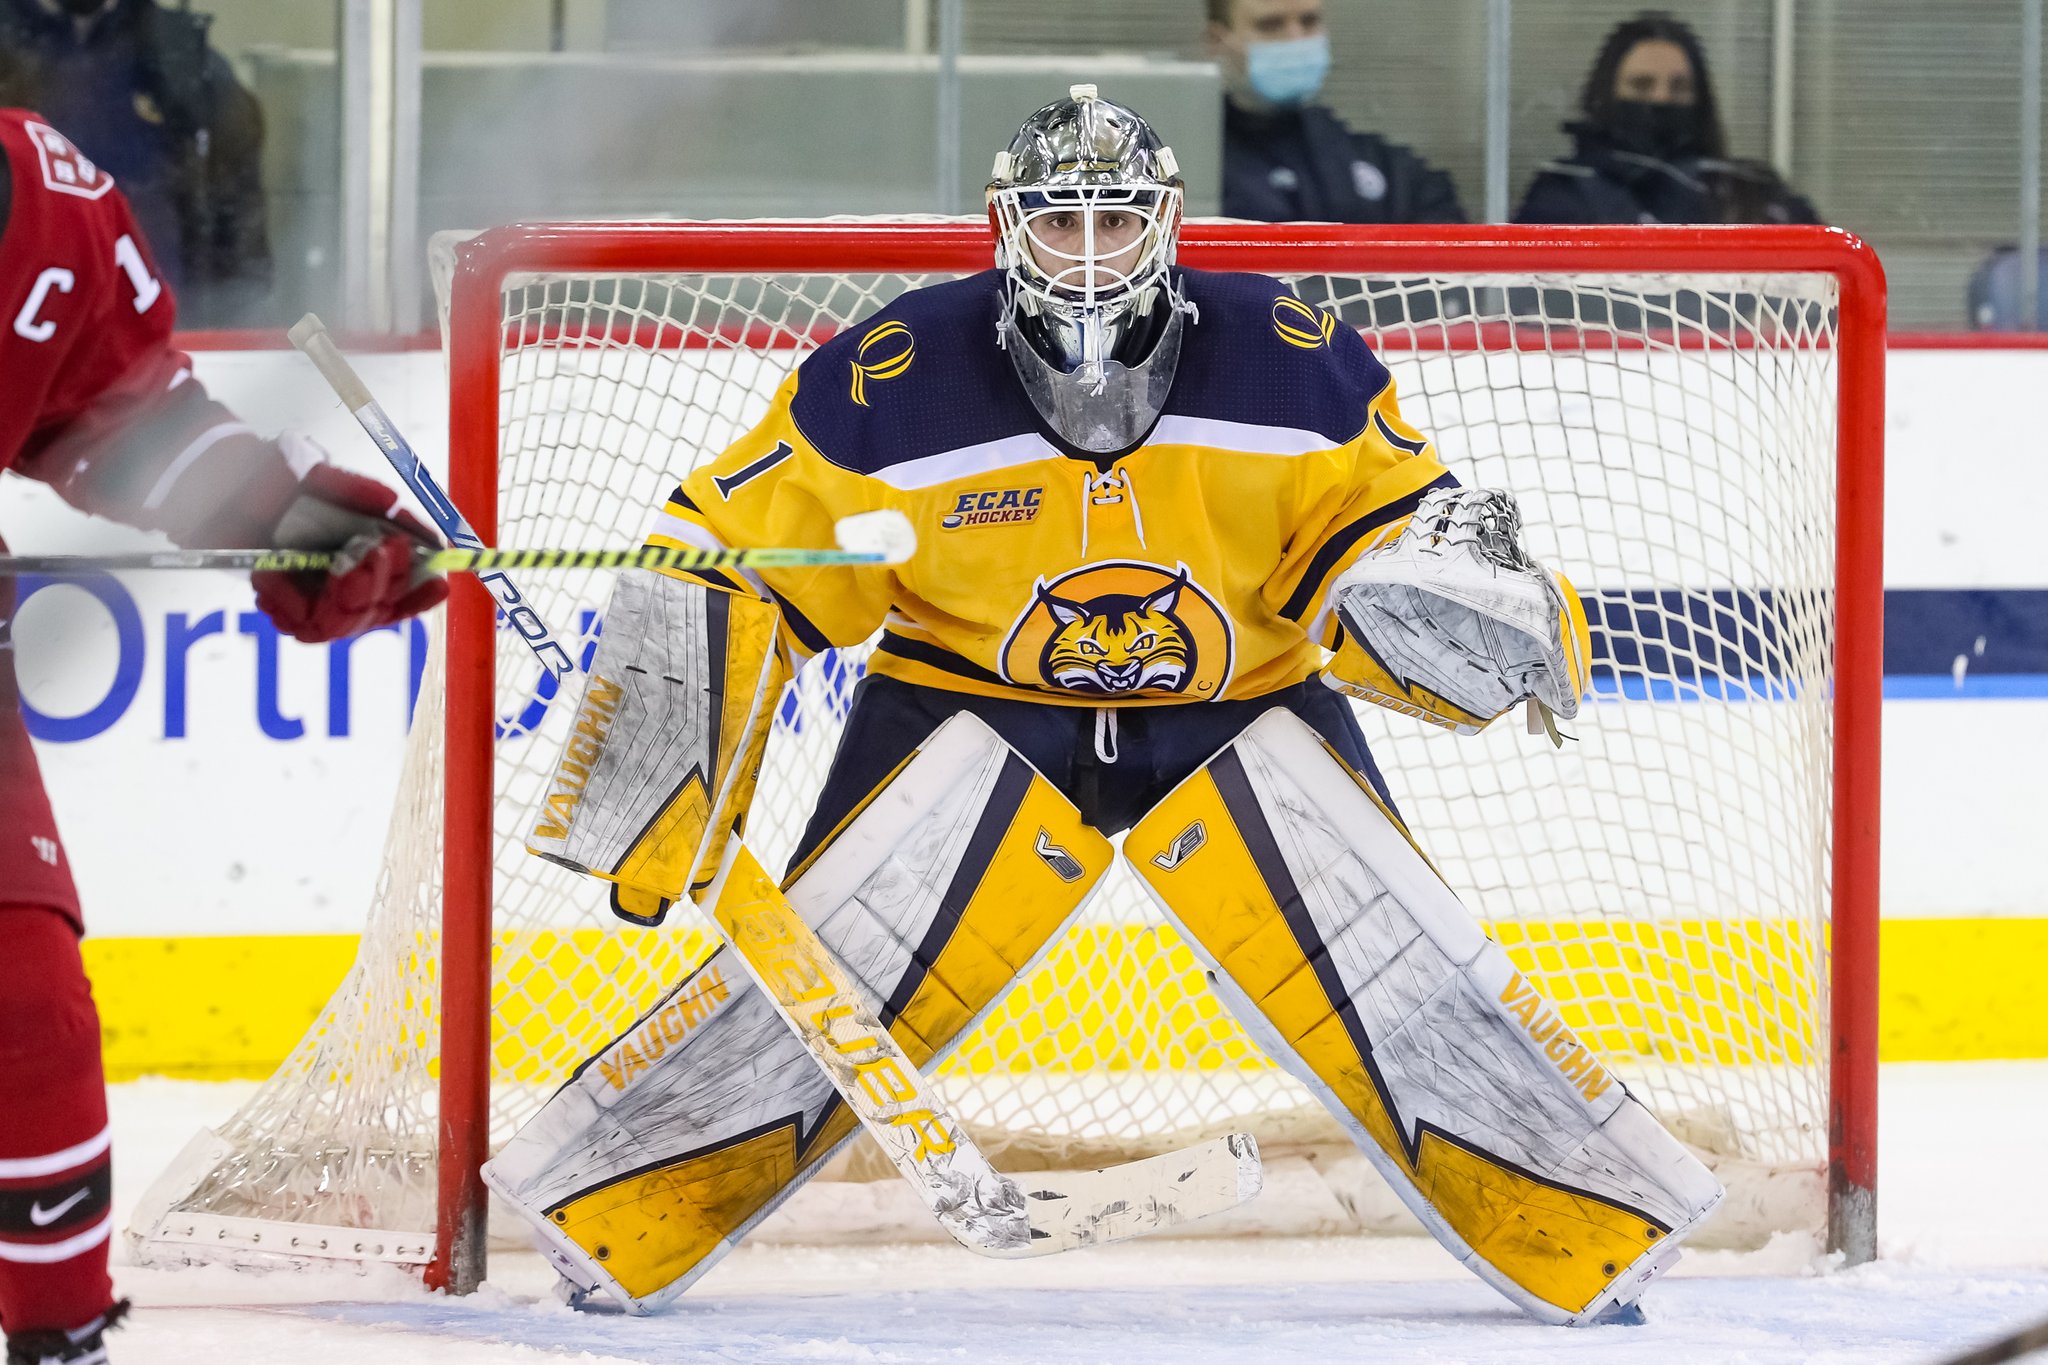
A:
988,84,1189,453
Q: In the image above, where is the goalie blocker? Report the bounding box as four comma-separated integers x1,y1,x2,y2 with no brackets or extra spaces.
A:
524,570,787,923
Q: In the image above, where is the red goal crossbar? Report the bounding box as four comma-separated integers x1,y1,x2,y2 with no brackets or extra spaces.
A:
436,222,1884,1294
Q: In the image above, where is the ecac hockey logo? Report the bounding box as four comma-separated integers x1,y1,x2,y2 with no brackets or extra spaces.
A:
998,560,1234,699
941,485,1042,530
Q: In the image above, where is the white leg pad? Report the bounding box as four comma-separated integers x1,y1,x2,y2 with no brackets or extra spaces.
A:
1126,708,1723,1326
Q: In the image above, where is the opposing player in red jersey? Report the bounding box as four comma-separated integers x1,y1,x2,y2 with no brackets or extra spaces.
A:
0,110,446,1364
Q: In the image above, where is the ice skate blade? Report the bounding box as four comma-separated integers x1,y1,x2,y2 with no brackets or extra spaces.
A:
557,1277,627,1314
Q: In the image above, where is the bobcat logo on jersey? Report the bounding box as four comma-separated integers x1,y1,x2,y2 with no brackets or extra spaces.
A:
1271,295,1337,350
999,561,1234,699
849,321,915,405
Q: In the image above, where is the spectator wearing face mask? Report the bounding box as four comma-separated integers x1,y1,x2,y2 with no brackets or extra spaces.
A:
1206,0,1465,225
1516,11,1820,227
0,0,271,326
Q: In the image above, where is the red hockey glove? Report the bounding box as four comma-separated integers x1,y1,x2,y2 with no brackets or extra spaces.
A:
253,464,449,644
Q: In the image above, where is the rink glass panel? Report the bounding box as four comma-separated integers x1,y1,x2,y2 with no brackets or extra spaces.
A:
128,223,1880,1286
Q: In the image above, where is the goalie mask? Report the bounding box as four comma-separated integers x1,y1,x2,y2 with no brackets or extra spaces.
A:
988,85,1188,453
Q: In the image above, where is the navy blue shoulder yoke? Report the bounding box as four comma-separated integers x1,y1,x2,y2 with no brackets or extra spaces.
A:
1164,269,1390,446
787,271,1043,474
785,266,1392,472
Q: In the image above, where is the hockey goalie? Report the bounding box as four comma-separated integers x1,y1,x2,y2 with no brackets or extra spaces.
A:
486,86,1723,1325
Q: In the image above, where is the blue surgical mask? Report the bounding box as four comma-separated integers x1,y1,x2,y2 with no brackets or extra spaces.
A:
1245,34,1330,107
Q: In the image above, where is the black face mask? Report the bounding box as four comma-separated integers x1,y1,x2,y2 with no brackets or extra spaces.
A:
1604,100,1706,161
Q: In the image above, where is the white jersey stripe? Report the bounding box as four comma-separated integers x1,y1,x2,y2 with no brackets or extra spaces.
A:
859,416,1340,493
864,433,1056,491
0,1213,113,1263
141,421,256,511
0,1124,110,1179
1146,415,1341,457
648,510,722,548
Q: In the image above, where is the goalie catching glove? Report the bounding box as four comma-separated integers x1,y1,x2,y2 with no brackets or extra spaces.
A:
1323,486,1590,735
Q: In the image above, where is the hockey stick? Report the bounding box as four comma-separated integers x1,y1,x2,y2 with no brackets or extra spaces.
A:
297,318,1262,1257
0,536,912,578
1936,1315,2048,1365
291,310,571,681
713,842,1262,1256
287,311,910,676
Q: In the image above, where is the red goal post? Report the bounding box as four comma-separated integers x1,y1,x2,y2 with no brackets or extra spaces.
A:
433,221,1885,1294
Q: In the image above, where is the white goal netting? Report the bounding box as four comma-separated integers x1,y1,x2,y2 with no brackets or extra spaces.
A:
131,231,1844,1273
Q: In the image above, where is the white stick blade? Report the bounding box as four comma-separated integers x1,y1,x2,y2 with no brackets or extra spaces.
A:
991,1133,1263,1257
833,509,917,562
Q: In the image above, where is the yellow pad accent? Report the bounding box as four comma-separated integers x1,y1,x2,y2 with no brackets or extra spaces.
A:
528,584,786,908
1131,765,1667,1319
610,780,712,900
693,593,788,892
890,772,1113,1066
1323,633,1494,732
548,1120,801,1300
1553,566,1592,698
526,730,1112,1298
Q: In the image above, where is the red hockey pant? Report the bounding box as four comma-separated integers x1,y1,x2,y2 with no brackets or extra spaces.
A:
0,904,113,1336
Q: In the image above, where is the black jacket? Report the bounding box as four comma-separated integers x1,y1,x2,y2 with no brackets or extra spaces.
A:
1515,122,1821,227
0,0,270,325
1221,99,1465,226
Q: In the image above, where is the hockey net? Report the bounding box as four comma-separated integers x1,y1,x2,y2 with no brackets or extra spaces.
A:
128,222,1883,1289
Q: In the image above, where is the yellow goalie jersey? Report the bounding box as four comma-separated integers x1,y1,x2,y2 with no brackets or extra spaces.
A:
650,268,1454,706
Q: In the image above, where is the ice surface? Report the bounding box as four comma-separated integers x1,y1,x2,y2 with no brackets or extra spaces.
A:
105,1064,2048,1363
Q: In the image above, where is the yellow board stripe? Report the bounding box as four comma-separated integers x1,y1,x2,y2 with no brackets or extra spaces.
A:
84,934,362,1081
80,917,2048,1082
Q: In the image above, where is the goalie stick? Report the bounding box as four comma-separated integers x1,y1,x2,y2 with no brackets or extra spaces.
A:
714,843,1261,1256
0,536,913,577
1936,1314,2048,1365
301,318,1264,1262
